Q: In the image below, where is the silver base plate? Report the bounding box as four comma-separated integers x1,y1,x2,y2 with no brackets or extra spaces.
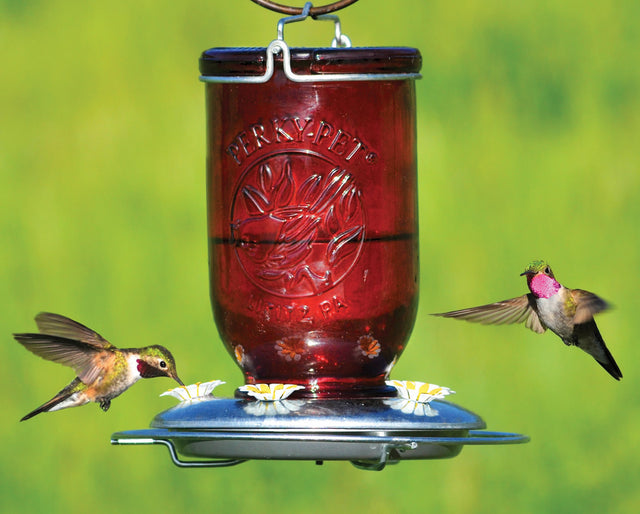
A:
111,398,529,470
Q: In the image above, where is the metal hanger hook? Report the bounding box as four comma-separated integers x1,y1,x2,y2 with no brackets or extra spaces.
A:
275,2,352,48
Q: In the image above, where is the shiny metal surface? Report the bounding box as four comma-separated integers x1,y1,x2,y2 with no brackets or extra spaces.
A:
199,39,422,84
111,428,529,470
149,397,485,432
111,398,529,470
200,5,421,83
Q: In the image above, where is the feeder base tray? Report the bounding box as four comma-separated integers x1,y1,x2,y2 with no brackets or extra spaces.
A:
111,398,528,470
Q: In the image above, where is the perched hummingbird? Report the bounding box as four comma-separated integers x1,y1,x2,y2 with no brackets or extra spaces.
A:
14,312,184,421
433,260,622,380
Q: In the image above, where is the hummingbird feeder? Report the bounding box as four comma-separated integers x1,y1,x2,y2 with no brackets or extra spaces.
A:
111,0,528,470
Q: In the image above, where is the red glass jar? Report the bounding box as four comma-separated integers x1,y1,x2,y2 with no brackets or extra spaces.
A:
201,46,421,397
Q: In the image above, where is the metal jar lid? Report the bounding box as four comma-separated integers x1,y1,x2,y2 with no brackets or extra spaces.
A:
200,46,422,83
199,4,421,84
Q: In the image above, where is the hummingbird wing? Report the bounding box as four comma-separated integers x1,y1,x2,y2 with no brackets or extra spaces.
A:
35,312,115,349
432,294,546,334
570,290,611,324
13,333,110,385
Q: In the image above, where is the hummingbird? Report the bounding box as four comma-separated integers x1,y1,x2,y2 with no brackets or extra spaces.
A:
14,312,184,421
432,260,622,380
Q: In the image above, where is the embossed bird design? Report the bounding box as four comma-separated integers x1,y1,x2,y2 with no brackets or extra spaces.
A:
233,161,364,294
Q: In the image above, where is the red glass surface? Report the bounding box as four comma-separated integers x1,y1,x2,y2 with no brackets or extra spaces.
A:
203,48,421,397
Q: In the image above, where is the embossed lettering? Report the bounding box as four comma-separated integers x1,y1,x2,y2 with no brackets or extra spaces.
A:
250,124,271,148
345,139,364,161
245,295,347,323
332,295,348,311
272,118,295,142
282,304,294,321
237,131,256,157
264,302,276,322
247,295,315,323
299,305,313,324
318,296,349,319
226,116,374,167
328,129,351,156
319,300,332,318
226,143,242,165
312,120,334,145
290,117,312,141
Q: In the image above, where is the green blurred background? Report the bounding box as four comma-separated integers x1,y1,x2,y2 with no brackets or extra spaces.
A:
2,0,639,512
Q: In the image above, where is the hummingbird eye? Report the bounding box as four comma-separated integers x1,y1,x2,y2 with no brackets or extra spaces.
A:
544,266,551,274
159,360,167,369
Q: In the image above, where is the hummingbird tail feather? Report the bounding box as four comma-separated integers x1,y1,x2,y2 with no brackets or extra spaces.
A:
589,323,622,381
595,343,623,381
20,393,73,421
576,321,622,381
19,377,86,421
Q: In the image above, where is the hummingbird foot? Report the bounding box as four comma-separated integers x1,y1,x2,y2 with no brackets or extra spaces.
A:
99,399,111,412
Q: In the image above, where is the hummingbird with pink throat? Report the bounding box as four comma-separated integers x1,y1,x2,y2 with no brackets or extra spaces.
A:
433,260,622,380
14,312,184,421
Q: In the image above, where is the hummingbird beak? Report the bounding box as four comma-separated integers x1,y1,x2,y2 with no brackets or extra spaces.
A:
520,270,534,277
171,373,184,387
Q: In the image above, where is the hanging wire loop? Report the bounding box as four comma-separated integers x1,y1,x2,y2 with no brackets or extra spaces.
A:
251,0,359,16
199,1,422,83
275,2,351,47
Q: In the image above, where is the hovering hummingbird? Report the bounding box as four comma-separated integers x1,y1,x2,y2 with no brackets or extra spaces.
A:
14,312,184,421
433,260,622,380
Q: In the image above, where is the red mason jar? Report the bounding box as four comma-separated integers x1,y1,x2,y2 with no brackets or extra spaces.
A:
201,45,422,397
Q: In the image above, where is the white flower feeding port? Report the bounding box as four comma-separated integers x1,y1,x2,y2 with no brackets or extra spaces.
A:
110,2,528,470
160,381,227,402
385,381,456,417
112,376,527,470
238,383,306,401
